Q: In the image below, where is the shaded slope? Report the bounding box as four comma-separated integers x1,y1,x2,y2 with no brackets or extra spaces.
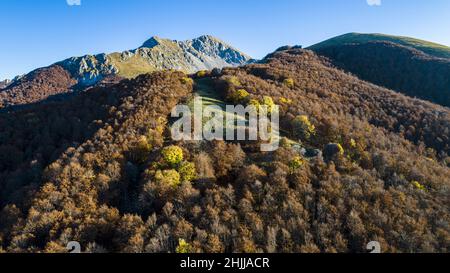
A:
313,41,450,107
310,33,450,59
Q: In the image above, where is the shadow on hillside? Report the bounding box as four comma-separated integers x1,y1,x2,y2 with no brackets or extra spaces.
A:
0,83,123,209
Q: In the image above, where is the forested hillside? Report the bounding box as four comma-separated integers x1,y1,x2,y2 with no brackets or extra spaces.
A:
0,49,449,253
310,33,450,59
310,33,450,107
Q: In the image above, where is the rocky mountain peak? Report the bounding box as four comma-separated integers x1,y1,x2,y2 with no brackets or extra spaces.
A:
179,35,253,66
0,35,253,108
141,36,172,48
195,34,223,43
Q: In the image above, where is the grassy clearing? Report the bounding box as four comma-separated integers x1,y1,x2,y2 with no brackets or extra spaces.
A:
187,78,247,132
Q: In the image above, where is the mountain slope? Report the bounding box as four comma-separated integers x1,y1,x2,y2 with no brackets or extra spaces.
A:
0,49,448,253
0,65,77,109
309,33,450,107
0,35,252,109
310,33,450,59
0,80,11,90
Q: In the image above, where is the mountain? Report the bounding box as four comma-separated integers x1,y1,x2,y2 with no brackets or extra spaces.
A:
310,33,450,59
59,35,252,84
0,66,78,109
309,33,450,107
0,48,448,253
0,35,252,109
0,80,11,90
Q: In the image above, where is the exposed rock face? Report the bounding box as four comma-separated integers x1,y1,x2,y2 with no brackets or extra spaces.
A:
1,35,252,108
58,35,252,84
58,54,118,86
178,35,252,68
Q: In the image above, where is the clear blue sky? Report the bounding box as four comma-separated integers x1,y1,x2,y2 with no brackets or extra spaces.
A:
1,0,450,80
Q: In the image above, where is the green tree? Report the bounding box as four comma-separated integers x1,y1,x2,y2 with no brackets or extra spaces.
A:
176,239,191,253
228,89,250,104
181,77,194,85
161,146,184,167
179,161,197,182
289,156,306,173
196,70,207,77
130,136,152,164
262,96,275,112
226,76,241,87
155,169,181,188
292,115,316,140
283,78,295,88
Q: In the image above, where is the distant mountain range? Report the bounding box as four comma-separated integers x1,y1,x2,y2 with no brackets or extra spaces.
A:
2,32,450,109
0,35,252,108
309,33,450,107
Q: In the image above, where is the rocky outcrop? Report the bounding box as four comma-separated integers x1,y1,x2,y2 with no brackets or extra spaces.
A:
58,54,118,86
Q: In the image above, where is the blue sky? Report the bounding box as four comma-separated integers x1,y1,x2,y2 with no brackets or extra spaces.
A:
1,0,450,80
